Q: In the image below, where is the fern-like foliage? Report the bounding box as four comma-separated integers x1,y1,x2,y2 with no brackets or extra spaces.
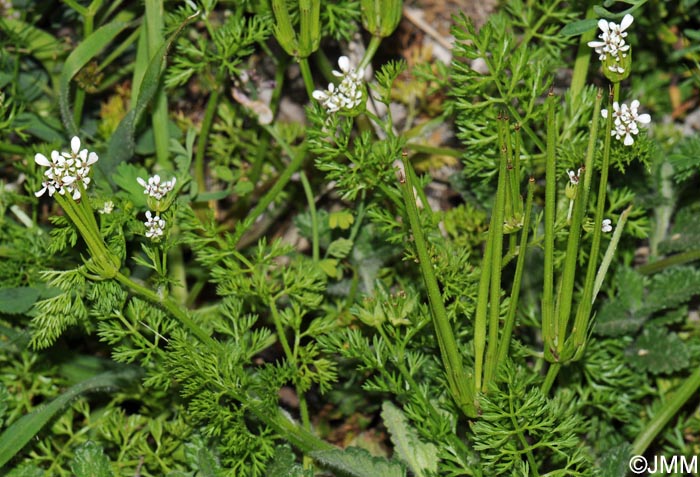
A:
450,0,577,180
471,362,593,476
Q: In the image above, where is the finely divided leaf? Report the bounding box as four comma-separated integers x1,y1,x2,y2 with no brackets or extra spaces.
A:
310,447,406,477
381,402,438,477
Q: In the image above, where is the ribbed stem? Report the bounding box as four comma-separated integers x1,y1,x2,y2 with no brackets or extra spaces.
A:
542,91,557,361
399,156,476,417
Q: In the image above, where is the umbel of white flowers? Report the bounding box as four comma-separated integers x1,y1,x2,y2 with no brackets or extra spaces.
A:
601,100,651,146
588,14,633,74
137,174,176,200
137,174,176,241
312,56,365,113
34,136,98,201
144,210,166,239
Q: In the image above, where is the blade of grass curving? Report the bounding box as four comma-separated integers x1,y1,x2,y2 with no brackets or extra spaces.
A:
58,21,129,137
0,367,142,468
144,0,169,166
98,11,198,180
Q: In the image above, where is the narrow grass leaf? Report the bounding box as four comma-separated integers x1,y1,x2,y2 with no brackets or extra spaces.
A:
99,12,197,180
58,21,129,136
0,367,142,468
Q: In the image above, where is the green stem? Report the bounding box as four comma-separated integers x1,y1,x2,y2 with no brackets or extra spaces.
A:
404,143,462,158
541,362,561,395
570,83,619,357
473,209,494,393
114,272,219,350
299,171,319,262
555,91,602,357
482,124,509,391
497,178,535,367
194,69,226,192
168,236,188,305
510,392,541,477
399,157,476,417
359,35,382,70
637,249,700,275
270,297,311,431
631,365,700,456
299,57,315,100
542,91,557,361
247,402,334,454
236,125,306,244
569,4,596,106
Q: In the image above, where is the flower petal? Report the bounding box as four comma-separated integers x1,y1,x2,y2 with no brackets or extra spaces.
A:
338,56,350,73
71,136,81,154
620,14,634,31
35,153,51,167
636,113,651,124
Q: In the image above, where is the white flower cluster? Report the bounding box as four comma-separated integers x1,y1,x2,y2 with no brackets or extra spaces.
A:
34,136,98,201
312,56,365,113
144,211,166,239
137,174,176,241
99,200,114,215
602,219,612,233
137,174,176,200
587,14,633,74
601,100,651,146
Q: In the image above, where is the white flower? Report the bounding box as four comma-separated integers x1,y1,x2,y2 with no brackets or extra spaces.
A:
602,218,612,233
34,136,98,200
312,56,365,113
144,210,166,239
628,100,651,125
137,174,177,200
588,14,633,69
567,167,583,185
99,200,114,215
601,100,650,146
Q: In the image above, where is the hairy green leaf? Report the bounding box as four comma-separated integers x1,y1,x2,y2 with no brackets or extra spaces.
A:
70,441,113,477
381,402,438,477
595,268,647,336
0,287,41,314
626,327,690,375
265,445,304,477
310,447,406,477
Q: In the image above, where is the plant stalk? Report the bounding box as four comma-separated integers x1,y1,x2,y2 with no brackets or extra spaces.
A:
399,156,476,417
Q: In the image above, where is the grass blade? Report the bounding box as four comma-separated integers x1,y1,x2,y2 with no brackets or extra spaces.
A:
58,21,129,136
0,367,142,468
